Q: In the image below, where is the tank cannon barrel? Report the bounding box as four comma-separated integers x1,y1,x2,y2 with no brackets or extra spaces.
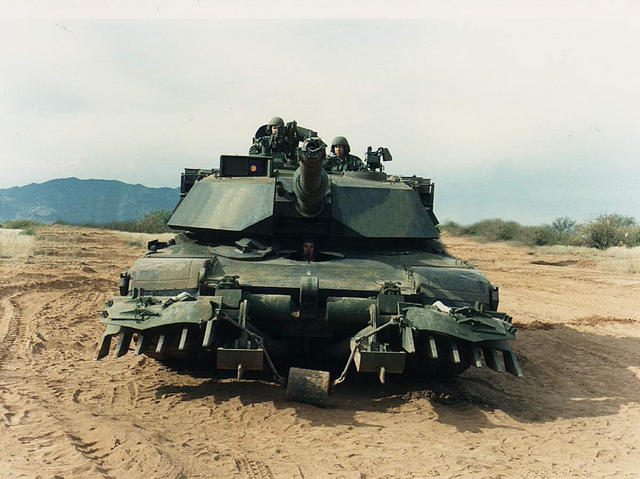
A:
294,137,328,217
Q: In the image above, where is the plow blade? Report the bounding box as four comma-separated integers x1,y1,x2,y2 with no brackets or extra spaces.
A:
401,304,522,377
95,295,215,360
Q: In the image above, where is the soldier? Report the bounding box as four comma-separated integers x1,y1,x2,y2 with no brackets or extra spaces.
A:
249,116,291,162
249,116,284,154
323,136,365,172
267,116,284,136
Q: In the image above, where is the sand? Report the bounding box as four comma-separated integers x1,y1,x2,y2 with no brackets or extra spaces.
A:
0,226,638,478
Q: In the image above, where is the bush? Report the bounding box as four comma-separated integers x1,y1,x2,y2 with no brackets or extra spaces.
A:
620,225,640,247
0,219,43,236
99,209,173,233
440,220,464,236
443,214,639,250
465,219,520,241
519,224,558,246
551,217,577,235
581,214,636,249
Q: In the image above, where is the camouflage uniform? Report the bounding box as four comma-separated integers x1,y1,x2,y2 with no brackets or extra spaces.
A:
323,153,365,172
249,116,296,163
323,136,365,172
249,135,288,159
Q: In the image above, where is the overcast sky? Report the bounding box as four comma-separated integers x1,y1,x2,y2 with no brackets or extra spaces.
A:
0,1,638,224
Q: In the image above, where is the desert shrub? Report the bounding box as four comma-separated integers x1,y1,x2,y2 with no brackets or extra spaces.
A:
99,210,173,233
581,214,636,249
442,214,638,250
0,219,43,236
549,217,581,244
518,224,558,246
134,209,173,233
620,224,640,247
440,220,464,236
465,219,521,241
551,217,577,235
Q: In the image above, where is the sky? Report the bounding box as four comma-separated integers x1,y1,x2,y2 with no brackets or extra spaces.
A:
0,1,638,224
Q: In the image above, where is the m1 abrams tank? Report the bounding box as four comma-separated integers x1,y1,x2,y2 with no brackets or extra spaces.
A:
96,129,522,406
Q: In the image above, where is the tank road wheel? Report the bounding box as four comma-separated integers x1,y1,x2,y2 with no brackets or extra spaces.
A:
286,367,330,407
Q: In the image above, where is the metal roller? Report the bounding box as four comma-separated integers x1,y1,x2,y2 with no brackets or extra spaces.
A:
286,367,330,407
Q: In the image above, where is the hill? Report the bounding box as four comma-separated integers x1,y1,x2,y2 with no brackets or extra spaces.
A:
0,178,179,224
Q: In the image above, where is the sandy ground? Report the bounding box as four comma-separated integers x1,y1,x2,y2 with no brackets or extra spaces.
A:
0,225,638,479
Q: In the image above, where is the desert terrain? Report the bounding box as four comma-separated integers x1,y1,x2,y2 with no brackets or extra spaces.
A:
0,225,638,479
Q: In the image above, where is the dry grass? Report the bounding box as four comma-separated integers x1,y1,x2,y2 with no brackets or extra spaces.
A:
117,232,176,249
598,246,640,274
0,229,36,258
535,244,640,274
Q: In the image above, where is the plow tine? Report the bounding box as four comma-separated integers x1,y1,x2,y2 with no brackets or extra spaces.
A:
95,335,112,360
113,330,132,358
178,328,189,351
134,333,146,355
156,335,167,353
202,320,215,348
450,342,461,364
502,350,523,377
402,326,416,353
471,347,483,368
427,335,438,359
483,347,504,372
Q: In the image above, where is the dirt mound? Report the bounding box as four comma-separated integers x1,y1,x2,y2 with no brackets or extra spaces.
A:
569,315,638,327
515,320,555,330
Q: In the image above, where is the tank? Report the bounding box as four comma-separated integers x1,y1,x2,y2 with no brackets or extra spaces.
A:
95,129,521,406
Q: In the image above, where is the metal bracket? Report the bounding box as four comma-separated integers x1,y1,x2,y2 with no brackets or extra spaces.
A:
333,316,403,387
217,310,285,385
299,276,319,319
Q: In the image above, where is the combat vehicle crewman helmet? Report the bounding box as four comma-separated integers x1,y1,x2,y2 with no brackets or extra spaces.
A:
331,136,351,154
268,116,285,128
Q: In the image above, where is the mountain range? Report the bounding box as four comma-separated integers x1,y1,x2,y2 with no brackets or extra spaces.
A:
0,178,180,224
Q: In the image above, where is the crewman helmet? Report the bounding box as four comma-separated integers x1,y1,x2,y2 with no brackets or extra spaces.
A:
268,116,285,128
331,136,350,154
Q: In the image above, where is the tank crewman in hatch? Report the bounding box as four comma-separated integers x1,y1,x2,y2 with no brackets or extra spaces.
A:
323,136,365,172
249,116,289,160
267,116,284,136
